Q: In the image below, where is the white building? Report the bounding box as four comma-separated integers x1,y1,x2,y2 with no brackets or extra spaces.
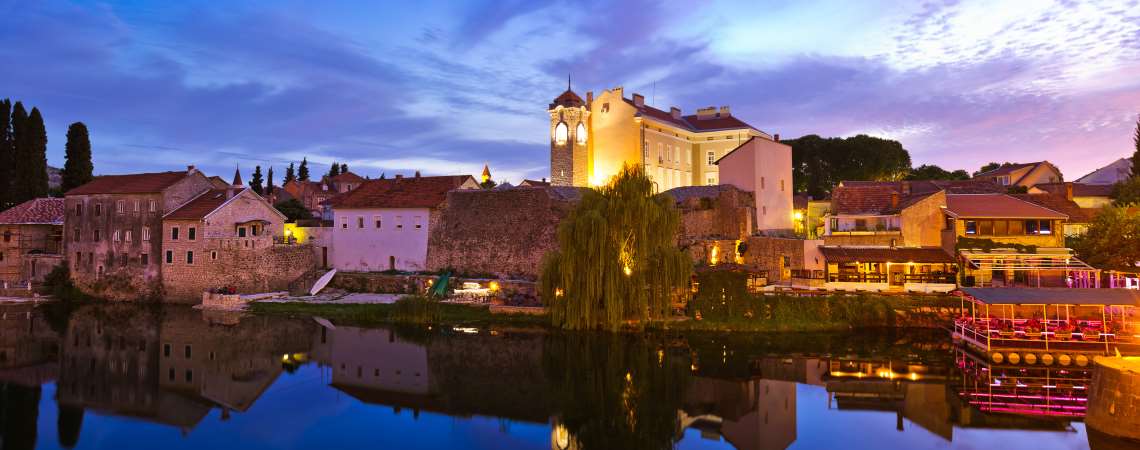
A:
716,136,794,233
328,175,478,272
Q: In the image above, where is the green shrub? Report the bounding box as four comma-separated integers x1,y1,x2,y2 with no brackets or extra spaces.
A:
390,295,440,324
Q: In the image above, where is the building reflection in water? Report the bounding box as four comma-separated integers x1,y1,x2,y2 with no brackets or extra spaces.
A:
0,304,1137,450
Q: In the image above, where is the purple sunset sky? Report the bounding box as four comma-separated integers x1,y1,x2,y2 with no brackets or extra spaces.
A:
2,0,1138,183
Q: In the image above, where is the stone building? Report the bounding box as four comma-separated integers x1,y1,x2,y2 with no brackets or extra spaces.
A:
0,198,64,284
329,174,479,272
426,186,585,279
161,185,311,302
278,173,365,218
64,167,215,300
664,185,755,249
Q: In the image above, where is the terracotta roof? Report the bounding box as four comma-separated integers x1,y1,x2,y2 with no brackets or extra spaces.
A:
329,171,365,185
831,185,925,215
622,98,759,133
820,246,954,264
1031,182,1113,198
164,189,232,220
1011,193,1093,223
550,89,584,109
944,194,1067,219
329,175,476,209
0,198,64,225
974,162,1037,177
65,171,191,195
519,179,550,187
838,180,1004,195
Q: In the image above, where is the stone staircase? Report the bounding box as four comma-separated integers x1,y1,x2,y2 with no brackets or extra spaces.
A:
288,268,328,296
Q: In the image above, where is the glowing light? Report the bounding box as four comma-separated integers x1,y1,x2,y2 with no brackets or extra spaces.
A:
489,281,500,291
625,372,632,382
623,265,632,276
793,211,804,221
554,288,564,297
710,244,720,265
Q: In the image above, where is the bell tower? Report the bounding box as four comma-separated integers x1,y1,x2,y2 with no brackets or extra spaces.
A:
549,76,589,186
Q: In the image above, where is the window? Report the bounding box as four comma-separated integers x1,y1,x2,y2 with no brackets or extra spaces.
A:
707,151,715,165
141,253,148,265
658,143,664,161
211,251,218,260
237,227,247,238
73,227,81,241
643,142,649,158
171,227,179,240
685,150,691,165
76,252,82,266
168,368,175,381
780,180,785,192
188,227,196,241
185,370,193,383
184,345,192,359
374,216,382,229
163,343,171,357
575,122,587,144
1039,220,1052,235
93,229,101,241
142,227,150,241
94,204,102,216
148,200,157,212
120,253,128,266
707,176,716,186
116,200,125,214
673,146,679,162
357,217,364,229
133,200,140,212
75,204,82,216
165,250,173,264
124,230,132,242
1025,219,1052,235
978,220,993,236
341,217,348,229
762,206,767,215
554,122,568,144
1009,220,1024,235
993,220,1008,236
108,251,115,267
113,230,120,242
88,253,93,264
414,216,423,229
186,251,194,264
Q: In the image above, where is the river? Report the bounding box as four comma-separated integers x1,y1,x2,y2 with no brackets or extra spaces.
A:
0,302,1132,450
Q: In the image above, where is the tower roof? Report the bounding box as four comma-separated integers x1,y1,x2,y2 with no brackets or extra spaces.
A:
549,89,584,109
232,166,243,186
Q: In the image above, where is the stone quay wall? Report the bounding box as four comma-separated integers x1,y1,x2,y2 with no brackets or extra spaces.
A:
426,188,580,280
162,244,314,303
1087,357,1140,441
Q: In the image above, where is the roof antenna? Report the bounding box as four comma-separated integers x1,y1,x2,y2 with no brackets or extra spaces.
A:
567,72,571,91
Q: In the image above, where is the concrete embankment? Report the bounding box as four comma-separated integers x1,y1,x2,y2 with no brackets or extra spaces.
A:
1087,356,1140,442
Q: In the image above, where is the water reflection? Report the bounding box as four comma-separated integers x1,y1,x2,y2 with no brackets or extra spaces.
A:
0,303,1135,449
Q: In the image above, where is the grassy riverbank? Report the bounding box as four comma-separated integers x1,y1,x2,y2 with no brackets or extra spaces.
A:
249,299,549,328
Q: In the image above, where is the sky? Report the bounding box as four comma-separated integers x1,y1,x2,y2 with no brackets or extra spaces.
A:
2,0,1138,184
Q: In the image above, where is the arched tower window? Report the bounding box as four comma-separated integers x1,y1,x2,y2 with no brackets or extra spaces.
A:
575,122,587,145
554,122,568,145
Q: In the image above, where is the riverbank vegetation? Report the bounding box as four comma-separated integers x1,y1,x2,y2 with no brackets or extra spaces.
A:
249,297,548,328
540,165,691,331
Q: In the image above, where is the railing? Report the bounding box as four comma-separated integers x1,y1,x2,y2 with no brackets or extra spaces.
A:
828,272,887,283
897,273,956,284
790,269,825,280
954,318,1137,352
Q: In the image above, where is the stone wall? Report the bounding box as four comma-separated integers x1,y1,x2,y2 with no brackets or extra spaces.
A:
741,236,823,282
162,244,314,303
1087,357,1140,441
426,187,581,280
671,185,755,247
66,192,167,300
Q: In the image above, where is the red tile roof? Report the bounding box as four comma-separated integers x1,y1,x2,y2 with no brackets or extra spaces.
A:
831,180,1007,215
66,171,191,195
329,171,365,185
1011,193,1093,223
974,162,1037,177
0,198,64,225
820,246,954,264
1031,182,1113,198
550,89,584,109
622,98,759,133
164,189,232,220
945,194,1067,219
329,175,477,209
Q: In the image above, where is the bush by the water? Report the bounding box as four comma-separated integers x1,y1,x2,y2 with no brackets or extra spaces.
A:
390,295,440,324
42,265,88,302
687,270,955,331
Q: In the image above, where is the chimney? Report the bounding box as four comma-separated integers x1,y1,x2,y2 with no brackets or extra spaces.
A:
187,165,197,175
632,93,645,108
901,181,911,195
586,91,593,104
395,174,404,179
719,106,731,117
542,177,547,183
774,134,780,142
414,170,421,178
1064,182,1073,200
696,107,717,120
670,107,681,120
890,192,900,210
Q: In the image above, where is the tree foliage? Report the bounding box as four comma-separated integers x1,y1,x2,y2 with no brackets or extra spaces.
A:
1132,115,1140,177
328,161,340,177
974,162,1016,177
1112,176,1140,206
1070,205,1140,270
298,157,310,181
284,163,296,184
786,134,912,198
62,122,93,192
10,103,49,204
906,164,969,180
0,99,12,209
266,166,275,195
340,163,348,174
540,165,692,331
250,165,264,195
274,198,312,221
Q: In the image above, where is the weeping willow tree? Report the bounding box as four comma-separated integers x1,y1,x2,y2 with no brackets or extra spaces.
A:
541,164,692,331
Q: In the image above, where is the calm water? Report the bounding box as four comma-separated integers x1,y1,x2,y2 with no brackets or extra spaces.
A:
0,303,1132,450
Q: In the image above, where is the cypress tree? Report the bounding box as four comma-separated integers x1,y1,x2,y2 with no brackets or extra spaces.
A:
1132,115,1140,177
340,163,348,174
10,102,30,204
250,165,264,194
25,108,49,199
298,157,310,181
266,166,275,195
0,99,11,209
328,161,340,177
284,163,296,184
62,122,93,192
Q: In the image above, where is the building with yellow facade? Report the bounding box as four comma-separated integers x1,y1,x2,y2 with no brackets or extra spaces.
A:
549,85,792,231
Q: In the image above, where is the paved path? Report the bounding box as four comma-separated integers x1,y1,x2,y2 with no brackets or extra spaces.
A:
257,292,402,305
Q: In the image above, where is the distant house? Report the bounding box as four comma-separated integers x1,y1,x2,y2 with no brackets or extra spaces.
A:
328,174,479,272
323,171,366,194
0,198,64,283
519,179,550,187
64,166,215,299
973,161,1062,188
1076,157,1131,185
1028,182,1114,209
281,180,335,217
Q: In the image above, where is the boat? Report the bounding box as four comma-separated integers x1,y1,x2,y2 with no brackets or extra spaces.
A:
309,269,338,296
953,287,1140,364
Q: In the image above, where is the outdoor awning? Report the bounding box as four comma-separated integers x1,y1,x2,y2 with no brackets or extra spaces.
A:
960,287,1140,306
819,246,954,264
960,251,1096,271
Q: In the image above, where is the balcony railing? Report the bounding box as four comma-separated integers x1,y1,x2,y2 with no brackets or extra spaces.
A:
897,273,957,284
828,272,887,283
